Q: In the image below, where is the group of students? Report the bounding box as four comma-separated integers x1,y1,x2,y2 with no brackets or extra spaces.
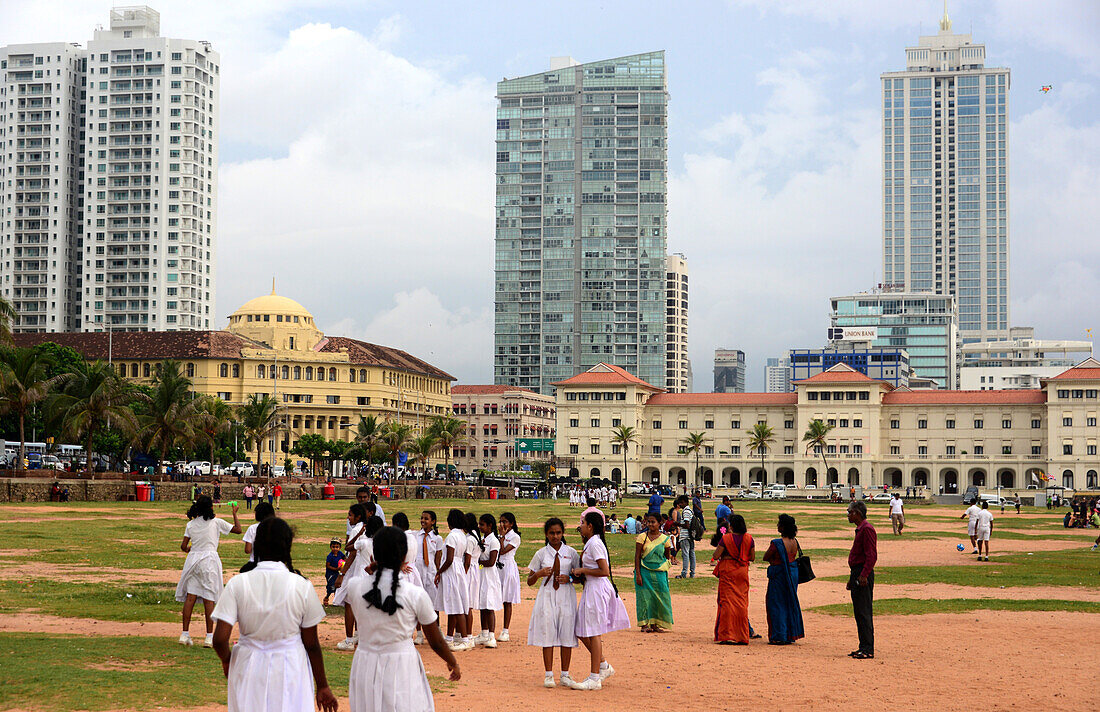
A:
568,486,617,509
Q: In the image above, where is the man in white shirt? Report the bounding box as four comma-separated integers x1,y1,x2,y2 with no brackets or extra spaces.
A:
974,500,994,561
889,493,905,535
961,501,982,554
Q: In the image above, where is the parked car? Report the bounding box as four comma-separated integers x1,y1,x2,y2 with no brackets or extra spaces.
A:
749,482,763,490
272,465,286,478
186,461,212,476
804,484,817,490
869,492,893,503
653,484,674,497
763,485,788,500
42,455,65,470
739,489,762,500
626,482,649,495
228,462,255,477
962,485,980,504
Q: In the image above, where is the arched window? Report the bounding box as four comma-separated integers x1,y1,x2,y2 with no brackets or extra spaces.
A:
219,363,228,378
328,368,337,382
130,363,138,377
305,366,313,380
294,366,302,379
186,363,195,378
258,364,266,379
281,365,289,380
143,363,151,378
359,369,367,383
118,363,127,377
349,369,356,383
232,364,240,378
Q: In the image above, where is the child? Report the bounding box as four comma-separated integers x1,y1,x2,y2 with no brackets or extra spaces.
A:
476,513,503,647
240,502,276,572
391,512,423,588
211,518,337,712
332,504,370,650
413,510,444,645
568,511,630,690
436,509,471,650
346,526,460,712
527,517,580,688
175,495,242,647
323,539,345,606
463,512,483,649
498,512,522,642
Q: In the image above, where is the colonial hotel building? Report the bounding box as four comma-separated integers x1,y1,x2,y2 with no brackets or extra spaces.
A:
553,361,1100,493
14,292,454,462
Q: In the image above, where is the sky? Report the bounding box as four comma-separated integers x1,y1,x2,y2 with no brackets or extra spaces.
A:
3,0,1098,390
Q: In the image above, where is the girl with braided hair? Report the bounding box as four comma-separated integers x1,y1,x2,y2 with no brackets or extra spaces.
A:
475,513,503,647
347,526,460,712
462,511,483,649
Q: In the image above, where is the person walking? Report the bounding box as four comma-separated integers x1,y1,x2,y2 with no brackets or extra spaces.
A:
975,500,994,561
691,491,705,533
889,493,905,535
1013,493,1021,514
961,500,982,554
846,501,876,659
647,488,664,517
673,496,696,579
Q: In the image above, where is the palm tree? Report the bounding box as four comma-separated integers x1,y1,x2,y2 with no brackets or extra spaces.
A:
0,348,66,471
680,431,709,492
195,395,234,465
378,420,413,482
407,432,440,478
746,422,775,488
428,415,467,479
51,360,137,476
139,361,203,475
0,295,17,345
353,414,381,465
237,393,280,471
610,424,638,486
802,418,834,487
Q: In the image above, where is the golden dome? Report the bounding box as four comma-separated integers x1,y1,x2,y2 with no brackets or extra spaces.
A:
230,292,314,322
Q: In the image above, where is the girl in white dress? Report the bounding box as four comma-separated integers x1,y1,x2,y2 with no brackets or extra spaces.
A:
390,512,423,588
347,526,460,712
334,505,378,650
476,514,503,647
239,501,275,573
435,509,470,650
176,495,241,647
527,517,580,688
498,512,521,642
568,511,630,690
463,512,482,649
211,517,337,712
412,511,444,646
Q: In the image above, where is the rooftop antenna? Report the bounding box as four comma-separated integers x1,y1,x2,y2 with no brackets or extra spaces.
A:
271,276,276,295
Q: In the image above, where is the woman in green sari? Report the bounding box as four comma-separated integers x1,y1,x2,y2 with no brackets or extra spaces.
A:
633,512,674,632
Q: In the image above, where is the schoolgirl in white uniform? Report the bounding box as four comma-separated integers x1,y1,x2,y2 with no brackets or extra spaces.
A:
412,510,444,645
527,517,580,688
569,511,630,690
476,513,503,647
346,526,460,712
211,517,337,712
334,505,378,650
436,508,471,650
176,495,241,647
498,511,522,642
390,512,423,588
463,512,483,649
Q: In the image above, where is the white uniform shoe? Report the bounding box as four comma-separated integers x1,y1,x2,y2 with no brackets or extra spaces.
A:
178,632,193,646
484,634,497,648
448,639,472,652
598,663,615,681
336,637,357,651
568,676,602,691
203,633,214,648
498,630,510,642
543,676,556,688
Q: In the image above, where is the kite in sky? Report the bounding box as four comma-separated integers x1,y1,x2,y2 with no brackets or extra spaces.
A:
1040,85,1052,93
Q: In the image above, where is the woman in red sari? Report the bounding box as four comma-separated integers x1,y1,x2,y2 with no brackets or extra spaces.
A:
710,514,754,645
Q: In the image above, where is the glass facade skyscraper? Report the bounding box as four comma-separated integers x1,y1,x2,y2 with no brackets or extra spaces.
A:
881,12,1009,344
494,52,668,395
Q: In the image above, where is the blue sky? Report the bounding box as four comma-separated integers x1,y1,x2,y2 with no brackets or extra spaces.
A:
4,1,1098,389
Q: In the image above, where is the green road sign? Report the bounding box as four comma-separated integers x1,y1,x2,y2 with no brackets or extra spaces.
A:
515,438,554,452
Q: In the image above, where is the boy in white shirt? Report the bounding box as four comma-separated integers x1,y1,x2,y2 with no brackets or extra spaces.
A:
888,493,905,535
961,501,982,554
975,500,994,561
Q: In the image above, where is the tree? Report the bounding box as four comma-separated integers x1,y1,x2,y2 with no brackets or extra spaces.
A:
802,418,834,487
51,360,137,476
0,348,66,471
237,393,279,470
407,432,439,477
138,360,204,476
352,415,381,462
195,396,234,466
610,424,638,486
428,415,467,478
378,420,413,480
746,422,775,488
680,431,709,492
291,433,329,476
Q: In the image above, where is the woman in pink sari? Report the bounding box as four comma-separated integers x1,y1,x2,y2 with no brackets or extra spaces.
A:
710,514,754,645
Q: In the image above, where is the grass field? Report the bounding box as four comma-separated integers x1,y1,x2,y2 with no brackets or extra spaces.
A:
0,496,1094,710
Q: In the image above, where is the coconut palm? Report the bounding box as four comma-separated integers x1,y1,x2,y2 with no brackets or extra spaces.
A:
138,361,203,475
195,395,234,467
51,360,138,476
378,420,413,481
745,422,775,488
407,432,440,478
0,348,66,471
680,431,709,491
428,415,467,479
237,393,280,469
610,424,638,486
802,418,834,487
353,414,381,463
0,296,17,346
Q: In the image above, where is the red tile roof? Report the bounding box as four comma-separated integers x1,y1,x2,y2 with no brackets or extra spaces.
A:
882,390,1047,405
316,337,454,381
12,330,255,359
647,392,798,406
551,363,663,390
1045,357,1100,381
452,385,539,395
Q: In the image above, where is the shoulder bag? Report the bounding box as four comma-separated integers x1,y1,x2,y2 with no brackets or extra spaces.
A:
795,541,815,584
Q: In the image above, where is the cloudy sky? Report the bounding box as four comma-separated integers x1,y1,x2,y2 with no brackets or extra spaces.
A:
5,0,1098,389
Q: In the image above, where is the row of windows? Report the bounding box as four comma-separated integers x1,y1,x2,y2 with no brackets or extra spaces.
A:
893,416,1096,429
565,391,627,401
806,391,872,401
1056,389,1100,399
255,364,369,382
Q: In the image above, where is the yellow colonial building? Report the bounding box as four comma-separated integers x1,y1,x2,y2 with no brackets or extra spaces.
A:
14,291,455,463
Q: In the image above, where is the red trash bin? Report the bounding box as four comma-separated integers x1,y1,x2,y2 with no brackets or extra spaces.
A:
488,487,497,500
380,487,391,499
135,483,152,502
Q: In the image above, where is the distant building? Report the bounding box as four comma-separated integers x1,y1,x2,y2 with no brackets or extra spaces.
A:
789,345,911,389
714,349,746,393
960,327,1093,389
765,356,791,393
830,291,958,388
450,385,556,472
665,254,689,393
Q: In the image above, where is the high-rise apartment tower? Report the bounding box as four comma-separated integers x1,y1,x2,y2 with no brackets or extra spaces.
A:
494,52,668,395
665,252,688,392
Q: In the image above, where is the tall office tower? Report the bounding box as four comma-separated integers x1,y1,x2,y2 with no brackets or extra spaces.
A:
84,7,219,331
765,356,791,393
494,52,668,395
713,349,745,393
881,10,1009,344
0,43,87,332
665,252,688,392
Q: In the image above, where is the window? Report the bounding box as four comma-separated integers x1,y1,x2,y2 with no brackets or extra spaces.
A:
946,419,955,429
652,445,662,454
820,392,831,401
143,363,151,378
840,419,849,428
349,369,357,383
258,364,266,378
590,444,599,454
357,397,370,406
853,419,862,428
1031,418,1041,429
731,445,740,454
569,444,579,454
705,420,714,429
917,419,928,429
293,366,302,379
219,363,228,378
783,445,794,455
784,420,794,429
807,392,818,401
326,396,340,404
1063,417,1073,427
611,418,621,427
232,364,240,378
359,369,367,383
678,420,688,429
186,363,195,377
827,419,836,427
1002,445,1012,455
974,445,984,455
1063,444,1073,455
859,391,870,401
890,419,900,429
730,420,740,429
1002,419,1012,429
1057,389,1069,399
1088,445,1097,456
890,446,900,455
1089,417,1097,427
974,419,984,429
653,421,662,429
591,418,600,428
305,367,313,380
611,444,621,454
569,418,579,428
1031,445,1042,455
946,445,955,455
918,445,927,455
217,392,231,401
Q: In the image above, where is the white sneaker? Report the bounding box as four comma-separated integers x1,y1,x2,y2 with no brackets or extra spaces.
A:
203,633,214,648
448,639,471,652
484,634,497,648
336,637,357,651
414,631,425,645
178,632,193,646
543,676,556,688
473,631,488,645
498,629,510,642
598,663,615,681
568,676,602,691
560,674,574,688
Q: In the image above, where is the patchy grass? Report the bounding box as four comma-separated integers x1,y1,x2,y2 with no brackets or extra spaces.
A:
810,597,1100,616
0,579,181,622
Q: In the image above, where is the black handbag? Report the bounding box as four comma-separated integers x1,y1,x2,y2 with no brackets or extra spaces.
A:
795,542,815,584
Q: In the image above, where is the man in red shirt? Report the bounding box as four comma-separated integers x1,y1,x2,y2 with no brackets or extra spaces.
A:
846,500,877,659
272,483,283,510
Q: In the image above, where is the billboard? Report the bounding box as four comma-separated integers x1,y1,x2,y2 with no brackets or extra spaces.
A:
828,326,878,342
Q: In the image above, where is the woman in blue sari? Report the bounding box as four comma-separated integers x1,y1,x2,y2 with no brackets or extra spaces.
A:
762,514,804,645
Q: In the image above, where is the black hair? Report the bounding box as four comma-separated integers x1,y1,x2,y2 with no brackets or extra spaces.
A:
187,495,215,520
674,495,690,508
586,496,596,507
729,514,748,535
348,503,368,524
479,513,498,544
364,515,384,538
643,511,660,524
499,511,518,537
253,517,302,576
392,512,410,531
582,511,617,595
544,517,566,545
362,526,406,616
356,485,371,497
422,510,440,536
465,512,484,551
778,513,798,539
446,508,465,531
981,500,989,509
254,501,275,522
364,501,378,516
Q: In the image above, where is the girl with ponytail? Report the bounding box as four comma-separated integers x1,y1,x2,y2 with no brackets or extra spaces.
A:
462,512,482,649
568,511,630,690
475,513,504,647
497,512,522,642
346,526,460,712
